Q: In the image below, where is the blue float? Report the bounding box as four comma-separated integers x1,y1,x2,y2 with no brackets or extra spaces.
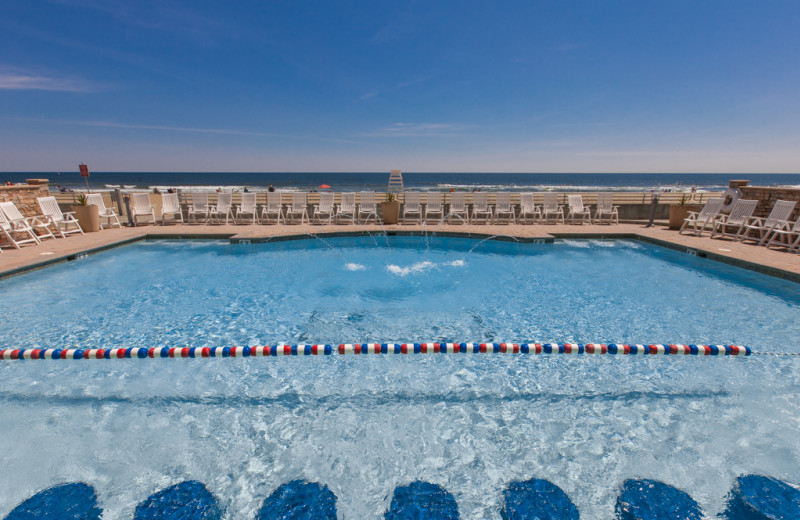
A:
133,480,221,520
3,482,101,520
386,481,459,520
615,479,704,520
256,480,337,520
724,474,800,520
501,478,579,520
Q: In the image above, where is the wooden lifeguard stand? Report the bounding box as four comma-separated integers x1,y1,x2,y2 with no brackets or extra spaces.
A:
388,169,404,192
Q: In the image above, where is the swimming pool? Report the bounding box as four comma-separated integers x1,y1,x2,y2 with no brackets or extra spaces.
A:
0,237,798,518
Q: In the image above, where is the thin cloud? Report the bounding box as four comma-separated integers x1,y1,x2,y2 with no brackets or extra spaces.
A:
365,122,465,137
0,71,93,92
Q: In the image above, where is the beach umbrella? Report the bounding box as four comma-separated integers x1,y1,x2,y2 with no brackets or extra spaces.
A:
319,184,331,189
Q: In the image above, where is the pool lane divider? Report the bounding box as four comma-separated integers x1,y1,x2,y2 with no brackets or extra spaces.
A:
0,343,757,360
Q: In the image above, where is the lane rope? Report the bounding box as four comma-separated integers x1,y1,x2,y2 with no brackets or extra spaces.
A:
0,343,775,360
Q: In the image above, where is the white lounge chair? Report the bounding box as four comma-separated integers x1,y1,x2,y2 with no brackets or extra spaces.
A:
37,196,84,236
710,199,758,240
261,192,284,224
285,192,308,224
424,193,444,223
312,192,334,224
566,195,591,225
86,193,121,228
541,193,564,224
188,192,210,224
0,202,43,250
0,201,55,242
470,192,492,224
236,192,259,225
764,218,800,252
402,192,422,223
518,193,541,224
494,193,515,224
446,192,469,224
594,193,619,224
738,200,797,245
160,192,184,225
129,193,156,226
358,192,379,224
679,197,724,236
208,192,234,225
335,193,356,224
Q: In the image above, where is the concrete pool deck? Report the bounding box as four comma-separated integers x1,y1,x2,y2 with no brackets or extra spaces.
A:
1,221,798,281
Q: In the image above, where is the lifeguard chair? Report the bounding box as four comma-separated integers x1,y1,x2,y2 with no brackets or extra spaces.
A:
388,169,404,192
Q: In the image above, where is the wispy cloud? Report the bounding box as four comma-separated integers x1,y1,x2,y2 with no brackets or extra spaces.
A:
355,74,437,103
364,122,465,137
0,70,93,92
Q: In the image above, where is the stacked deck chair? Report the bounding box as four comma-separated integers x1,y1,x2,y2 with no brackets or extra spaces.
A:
594,193,619,224
765,217,800,252
679,197,724,236
423,193,444,223
737,199,797,245
710,199,758,240
446,192,469,224
470,192,493,224
86,193,122,228
160,192,184,225
129,193,157,226
494,192,515,224
236,192,258,225
566,195,591,224
312,192,334,224
357,192,379,224
262,192,284,224
541,193,565,224
402,192,422,223
518,193,542,224
37,196,84,236
335,193,356,224
188,192,210,224
0,202,43,250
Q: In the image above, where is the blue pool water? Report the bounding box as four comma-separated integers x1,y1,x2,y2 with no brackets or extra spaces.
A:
0,237,798,519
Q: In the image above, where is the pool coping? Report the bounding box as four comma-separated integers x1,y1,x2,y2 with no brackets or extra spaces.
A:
2,229,798,284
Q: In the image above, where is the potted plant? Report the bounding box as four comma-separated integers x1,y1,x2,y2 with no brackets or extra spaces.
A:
71,193,100,232
668,194,692,230
380,192,400,224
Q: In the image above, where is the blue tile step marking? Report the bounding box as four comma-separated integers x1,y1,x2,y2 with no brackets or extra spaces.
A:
615,479,704,520
3,482,101,520
724,474,800,520
501,478,579,520
256,480,337,520
385,481,459,520
133,480,221,520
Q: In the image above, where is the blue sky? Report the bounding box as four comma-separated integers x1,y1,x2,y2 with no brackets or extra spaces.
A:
1,1,798,172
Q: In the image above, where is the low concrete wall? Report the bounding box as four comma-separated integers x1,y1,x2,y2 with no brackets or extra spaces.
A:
0,184,50,217
740,186,800,220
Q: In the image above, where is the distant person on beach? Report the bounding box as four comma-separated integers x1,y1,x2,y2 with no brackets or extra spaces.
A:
153,187,161,194
243,187,249,192
4,180,13,186
268,185,275,192
449,188,455,192
167,188,175,193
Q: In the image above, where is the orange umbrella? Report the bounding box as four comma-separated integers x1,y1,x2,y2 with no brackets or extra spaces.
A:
319,184,330,189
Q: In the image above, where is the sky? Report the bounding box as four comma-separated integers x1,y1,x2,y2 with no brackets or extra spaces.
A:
1,1,799,173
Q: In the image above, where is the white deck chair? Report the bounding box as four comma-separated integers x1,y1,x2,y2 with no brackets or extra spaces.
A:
402,192,422,223
594,193,619,224
470,192,493,224
518,193,541,224
541,193,564,224
236,192,259,224
446,192,469,224
0,201,55,241
0,202,42,250
737,200,797,245
37,196,84,236
494,192,515,224
285,192,308,224
710,199,757,240
188,192,210,224
160,192,184,225
86,193,121,228
261,192,284,224
679,197,724,236
424,193,444,223
358,192,379,224
335,193,356,224
129,193,156,226
208,192,234,225
566,195,591,225
764,218,800,251
312,192,334,224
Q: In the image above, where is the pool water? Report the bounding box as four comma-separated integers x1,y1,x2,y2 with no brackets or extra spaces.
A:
0,237,798,519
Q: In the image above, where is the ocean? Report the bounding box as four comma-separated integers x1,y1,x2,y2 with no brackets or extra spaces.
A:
4,172,800,193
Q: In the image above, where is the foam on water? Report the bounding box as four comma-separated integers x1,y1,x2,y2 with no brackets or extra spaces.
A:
0,237,798,519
